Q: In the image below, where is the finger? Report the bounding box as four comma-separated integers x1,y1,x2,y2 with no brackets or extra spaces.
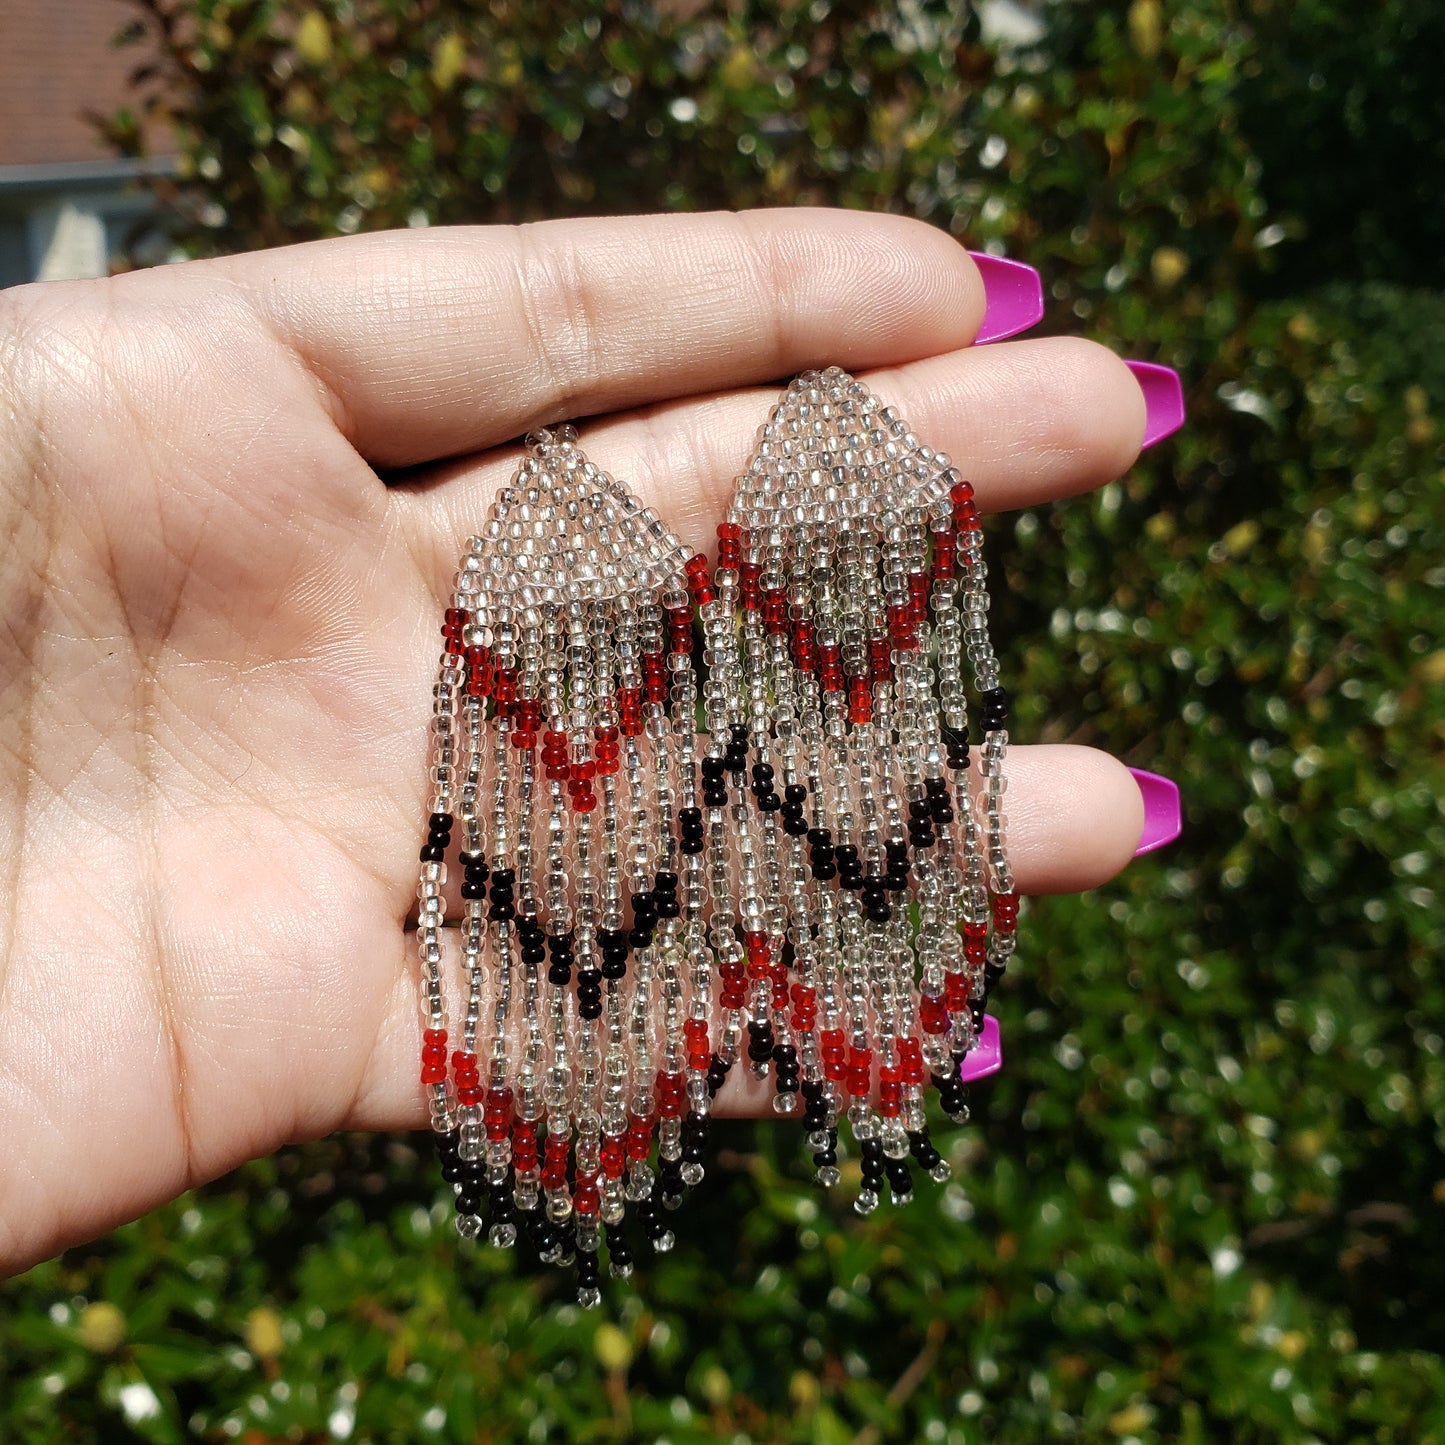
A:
396,334,1146,572
347,744,1142,1132
202,209,988,468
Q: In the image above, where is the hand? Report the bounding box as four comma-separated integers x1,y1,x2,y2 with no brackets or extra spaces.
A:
0,208,1150,1276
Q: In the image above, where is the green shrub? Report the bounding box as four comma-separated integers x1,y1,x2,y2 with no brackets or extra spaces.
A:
5,2,1442,1441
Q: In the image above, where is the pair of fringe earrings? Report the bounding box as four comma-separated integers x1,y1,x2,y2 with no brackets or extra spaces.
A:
415,368,1017,1305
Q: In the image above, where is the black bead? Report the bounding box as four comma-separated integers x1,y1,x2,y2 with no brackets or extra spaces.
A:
548,962,573,986
784,784,808,805
707,1055,729,1095
980,685,1010,720
659,1159,685,1201
884,1157,914,1198
419,842,445,862
456,1192,482,1216
605,1226,633,1271
576,1250,601,1289
908,1131,942,1171
428,812,452,831
747,1020,774,1062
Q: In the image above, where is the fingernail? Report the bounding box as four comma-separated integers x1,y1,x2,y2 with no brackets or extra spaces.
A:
968,252,1044,344
1124,360,1186,448
959,1014,1003,1082
1128,767,1181,856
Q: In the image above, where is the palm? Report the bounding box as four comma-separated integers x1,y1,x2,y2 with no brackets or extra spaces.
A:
0,211,1153,1274
0,278,444,1270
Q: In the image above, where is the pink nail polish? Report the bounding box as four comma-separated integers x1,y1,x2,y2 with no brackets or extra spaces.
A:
1124,360,1186,448
1128,767,1181,856
968,252,1044,345
959,1014,1003,1082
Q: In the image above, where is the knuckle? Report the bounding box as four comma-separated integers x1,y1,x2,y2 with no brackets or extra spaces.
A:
512,225,608,415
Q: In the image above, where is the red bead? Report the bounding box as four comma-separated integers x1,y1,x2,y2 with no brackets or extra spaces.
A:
423,1028,447,1046
601,1135,626,1180
626,1113,654,1162
992,890,1020,934
920,994,949,1034
898,1036,925,1087
574,1170,601,1215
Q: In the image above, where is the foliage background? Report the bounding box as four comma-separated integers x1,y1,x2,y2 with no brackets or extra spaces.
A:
5,0,1444,1440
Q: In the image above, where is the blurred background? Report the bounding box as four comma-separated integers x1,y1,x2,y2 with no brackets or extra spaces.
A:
2,0,1443,1440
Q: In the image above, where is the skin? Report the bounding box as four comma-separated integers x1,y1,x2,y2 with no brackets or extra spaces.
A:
0,208,1147,1278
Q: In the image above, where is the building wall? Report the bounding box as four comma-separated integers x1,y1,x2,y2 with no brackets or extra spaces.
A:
0,0,173,288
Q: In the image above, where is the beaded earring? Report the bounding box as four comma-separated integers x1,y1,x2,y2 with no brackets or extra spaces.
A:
698,368,1014,1210
414,371,1017,1305
417,426,705,1301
